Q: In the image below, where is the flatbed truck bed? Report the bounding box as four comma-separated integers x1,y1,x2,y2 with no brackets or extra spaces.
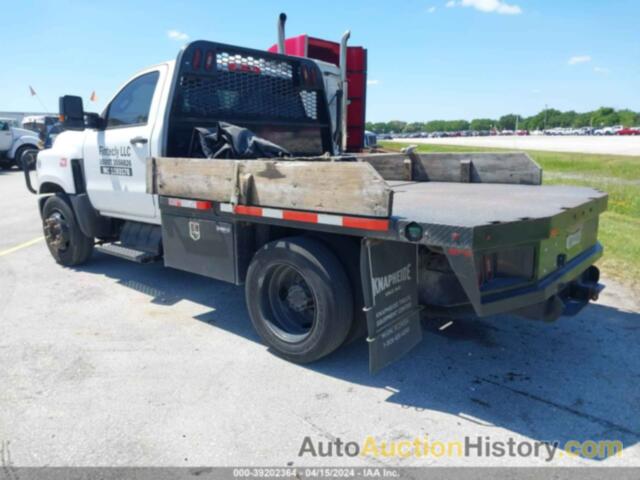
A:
390,181,605,229
147,150,606,371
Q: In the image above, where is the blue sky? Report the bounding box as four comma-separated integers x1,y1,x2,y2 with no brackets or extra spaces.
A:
4,0,639,121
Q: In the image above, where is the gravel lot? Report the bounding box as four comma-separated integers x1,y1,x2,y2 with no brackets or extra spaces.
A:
392,136,640,156
1,169,639,468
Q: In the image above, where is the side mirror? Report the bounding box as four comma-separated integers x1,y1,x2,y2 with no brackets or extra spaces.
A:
84,112,104,130
59,95,85,131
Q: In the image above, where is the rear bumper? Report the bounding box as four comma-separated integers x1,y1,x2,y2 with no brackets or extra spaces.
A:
476,243,604,319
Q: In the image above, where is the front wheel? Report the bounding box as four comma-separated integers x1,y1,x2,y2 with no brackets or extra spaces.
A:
245,236,354,363
16,146,39,171
42,194,94,266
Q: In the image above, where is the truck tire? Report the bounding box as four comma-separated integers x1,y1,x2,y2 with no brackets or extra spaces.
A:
15,146,38,171
42,194,94,266
245,236,353,363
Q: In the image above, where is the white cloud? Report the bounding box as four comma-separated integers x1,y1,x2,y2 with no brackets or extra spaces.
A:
446,0,522,14
367,79,381,86
167,30,189,41
594,66,610,75
568,55,591,65
427,6,437,13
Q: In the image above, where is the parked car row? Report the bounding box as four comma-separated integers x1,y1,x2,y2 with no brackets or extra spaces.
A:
377,126,640,139
545,126,640,136
385,129,529,139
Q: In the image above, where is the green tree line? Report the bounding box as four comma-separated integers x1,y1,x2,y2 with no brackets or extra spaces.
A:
366,107,640,133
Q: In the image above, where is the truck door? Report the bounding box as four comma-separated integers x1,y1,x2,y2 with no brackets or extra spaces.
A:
83,66,166,222
0,121,12,152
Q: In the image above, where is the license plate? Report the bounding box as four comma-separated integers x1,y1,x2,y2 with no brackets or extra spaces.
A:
566,226,583,250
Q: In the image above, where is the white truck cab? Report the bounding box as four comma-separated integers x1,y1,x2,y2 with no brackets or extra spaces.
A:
38,53,342,224
81,62,172,223
37,62,174,223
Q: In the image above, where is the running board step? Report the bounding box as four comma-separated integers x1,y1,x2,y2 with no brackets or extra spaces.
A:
95,243,160,263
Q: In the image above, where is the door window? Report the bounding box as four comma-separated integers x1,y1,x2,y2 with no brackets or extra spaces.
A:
0,121,9,131
105,71,159,128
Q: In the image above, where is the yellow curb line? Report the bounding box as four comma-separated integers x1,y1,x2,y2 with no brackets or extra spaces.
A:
0,236,45,257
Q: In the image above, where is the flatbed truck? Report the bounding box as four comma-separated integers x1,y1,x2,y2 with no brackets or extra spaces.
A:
25,21,606,371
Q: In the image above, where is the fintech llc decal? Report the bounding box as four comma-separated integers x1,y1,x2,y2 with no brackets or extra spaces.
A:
99,146,133,176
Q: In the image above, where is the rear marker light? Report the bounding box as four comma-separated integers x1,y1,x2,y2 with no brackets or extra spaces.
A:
204,51,214,71
192,48,202,70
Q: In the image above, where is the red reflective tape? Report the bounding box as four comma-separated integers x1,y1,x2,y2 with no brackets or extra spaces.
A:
167,198,212,210
235,205,263,216
342,217,389,231
283,210,318,223
447,248,473,257
226,203,389,232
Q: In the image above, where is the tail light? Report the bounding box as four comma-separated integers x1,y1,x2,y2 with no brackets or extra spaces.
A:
478,246,535,289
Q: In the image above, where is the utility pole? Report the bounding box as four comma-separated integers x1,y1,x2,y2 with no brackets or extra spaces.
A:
544,104,548,130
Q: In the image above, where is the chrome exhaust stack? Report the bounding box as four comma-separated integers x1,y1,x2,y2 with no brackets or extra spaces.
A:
339,30,351,153
277,13,287,54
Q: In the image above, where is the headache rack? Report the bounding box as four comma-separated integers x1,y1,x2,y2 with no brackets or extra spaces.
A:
167,41,334,157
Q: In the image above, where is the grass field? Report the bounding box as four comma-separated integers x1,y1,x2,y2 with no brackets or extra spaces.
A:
381,141,640,291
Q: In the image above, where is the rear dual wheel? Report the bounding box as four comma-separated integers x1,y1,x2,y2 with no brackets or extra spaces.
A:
245,236,354,363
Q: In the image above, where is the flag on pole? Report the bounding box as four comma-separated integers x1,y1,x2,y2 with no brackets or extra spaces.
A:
28,85,49,112
90,91,97,102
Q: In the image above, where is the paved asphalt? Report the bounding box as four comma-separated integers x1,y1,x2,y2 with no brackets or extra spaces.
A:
1,168,639,467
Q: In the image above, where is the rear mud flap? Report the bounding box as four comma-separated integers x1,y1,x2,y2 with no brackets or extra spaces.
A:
360,239,423,373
